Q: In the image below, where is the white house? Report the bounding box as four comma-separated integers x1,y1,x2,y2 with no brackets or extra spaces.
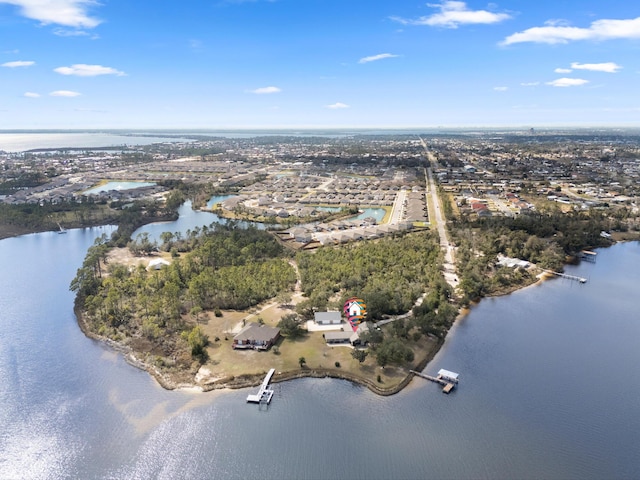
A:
147,258,171,270
323,322,370,346
314,311,342,325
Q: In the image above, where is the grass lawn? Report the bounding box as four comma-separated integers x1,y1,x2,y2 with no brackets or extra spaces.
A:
197,303,441,391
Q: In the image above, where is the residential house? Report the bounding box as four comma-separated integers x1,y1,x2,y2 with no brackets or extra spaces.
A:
314,311,342,325
232,323,281,351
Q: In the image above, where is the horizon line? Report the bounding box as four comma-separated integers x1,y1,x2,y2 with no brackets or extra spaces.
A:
2,124,640,132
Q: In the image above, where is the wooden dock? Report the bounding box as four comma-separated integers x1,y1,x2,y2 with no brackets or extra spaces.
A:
410,369,457,394
247,368,276,405
544,270,587,283
579,250,597,263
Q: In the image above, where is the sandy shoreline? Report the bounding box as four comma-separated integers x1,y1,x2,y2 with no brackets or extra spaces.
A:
44,221,635,397
70,261,565,397
74,298,446,396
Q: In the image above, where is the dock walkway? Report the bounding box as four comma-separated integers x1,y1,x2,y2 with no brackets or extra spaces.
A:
410,369,458,394
544,270,587,283
247,368,276,405
579,250,597,263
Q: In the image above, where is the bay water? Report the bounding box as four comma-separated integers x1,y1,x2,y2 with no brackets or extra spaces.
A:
0,133,192,153
1,220,639,479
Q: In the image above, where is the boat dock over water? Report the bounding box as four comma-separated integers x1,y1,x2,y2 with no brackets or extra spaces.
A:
579,250,597,262
411,368,459,394
544,270,587,283
247,368,276,405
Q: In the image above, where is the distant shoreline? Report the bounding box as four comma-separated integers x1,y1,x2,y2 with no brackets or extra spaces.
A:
0,224,53,241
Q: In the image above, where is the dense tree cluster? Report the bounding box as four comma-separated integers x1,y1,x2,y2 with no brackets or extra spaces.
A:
0,171,46,195
71,224,296,362
374,337,415,367
473,210,614,255
412,293,459,339
450,209,616,303
296,232,445,319
277,313,304,339
0,199,118,231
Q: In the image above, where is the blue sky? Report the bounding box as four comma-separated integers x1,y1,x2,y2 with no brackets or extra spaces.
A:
1,0,639,129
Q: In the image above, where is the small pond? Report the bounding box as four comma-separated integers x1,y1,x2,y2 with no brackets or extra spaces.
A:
84,181,156,194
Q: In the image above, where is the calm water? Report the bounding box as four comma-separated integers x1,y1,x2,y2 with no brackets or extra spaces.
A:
83,182,156,195
356,208,386,222
1,219,639,479
134,199,263,244
0,129,472,153
0,133,191,153
205,194,235,209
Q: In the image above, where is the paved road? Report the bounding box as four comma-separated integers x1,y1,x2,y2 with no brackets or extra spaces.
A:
389,189,407,224
420,138,459,289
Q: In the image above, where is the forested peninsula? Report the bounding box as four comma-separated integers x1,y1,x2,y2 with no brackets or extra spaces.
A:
70,215,459,392
4,131,639,393
70,198,626,394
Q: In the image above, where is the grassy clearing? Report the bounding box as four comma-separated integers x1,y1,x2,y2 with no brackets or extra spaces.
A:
197,303,440,390
91,245,443,392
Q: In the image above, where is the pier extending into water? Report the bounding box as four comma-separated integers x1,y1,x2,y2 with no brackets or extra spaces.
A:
411,369,459,394
579,250,597,263
247,368,276,405
544,270,587,283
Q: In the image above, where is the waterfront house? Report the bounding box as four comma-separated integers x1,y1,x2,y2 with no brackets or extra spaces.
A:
323,322,370,346
323,331,353,345
232,323,280,351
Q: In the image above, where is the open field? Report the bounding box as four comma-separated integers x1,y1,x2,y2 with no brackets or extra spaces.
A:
195,303,441,390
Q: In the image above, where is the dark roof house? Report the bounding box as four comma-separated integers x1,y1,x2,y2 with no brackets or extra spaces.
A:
232,323,281,351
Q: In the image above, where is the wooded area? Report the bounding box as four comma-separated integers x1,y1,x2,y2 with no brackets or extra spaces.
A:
296,231,445,319
450,209,615,304
72,224,296,369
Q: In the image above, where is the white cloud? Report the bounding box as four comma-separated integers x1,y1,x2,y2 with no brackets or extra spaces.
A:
359,53,399,64
325,102,349,109
570,62,622,73
502,16,640,45
1,60,35,68
493,86,508,91
54,64,126,76
53,28,98,39
555,68,572,73
520,82,540,86
546,78,589,87
249,86,281,94
49,90,82,97
23,92,40,98
0,0,101,28
391,1,511,28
